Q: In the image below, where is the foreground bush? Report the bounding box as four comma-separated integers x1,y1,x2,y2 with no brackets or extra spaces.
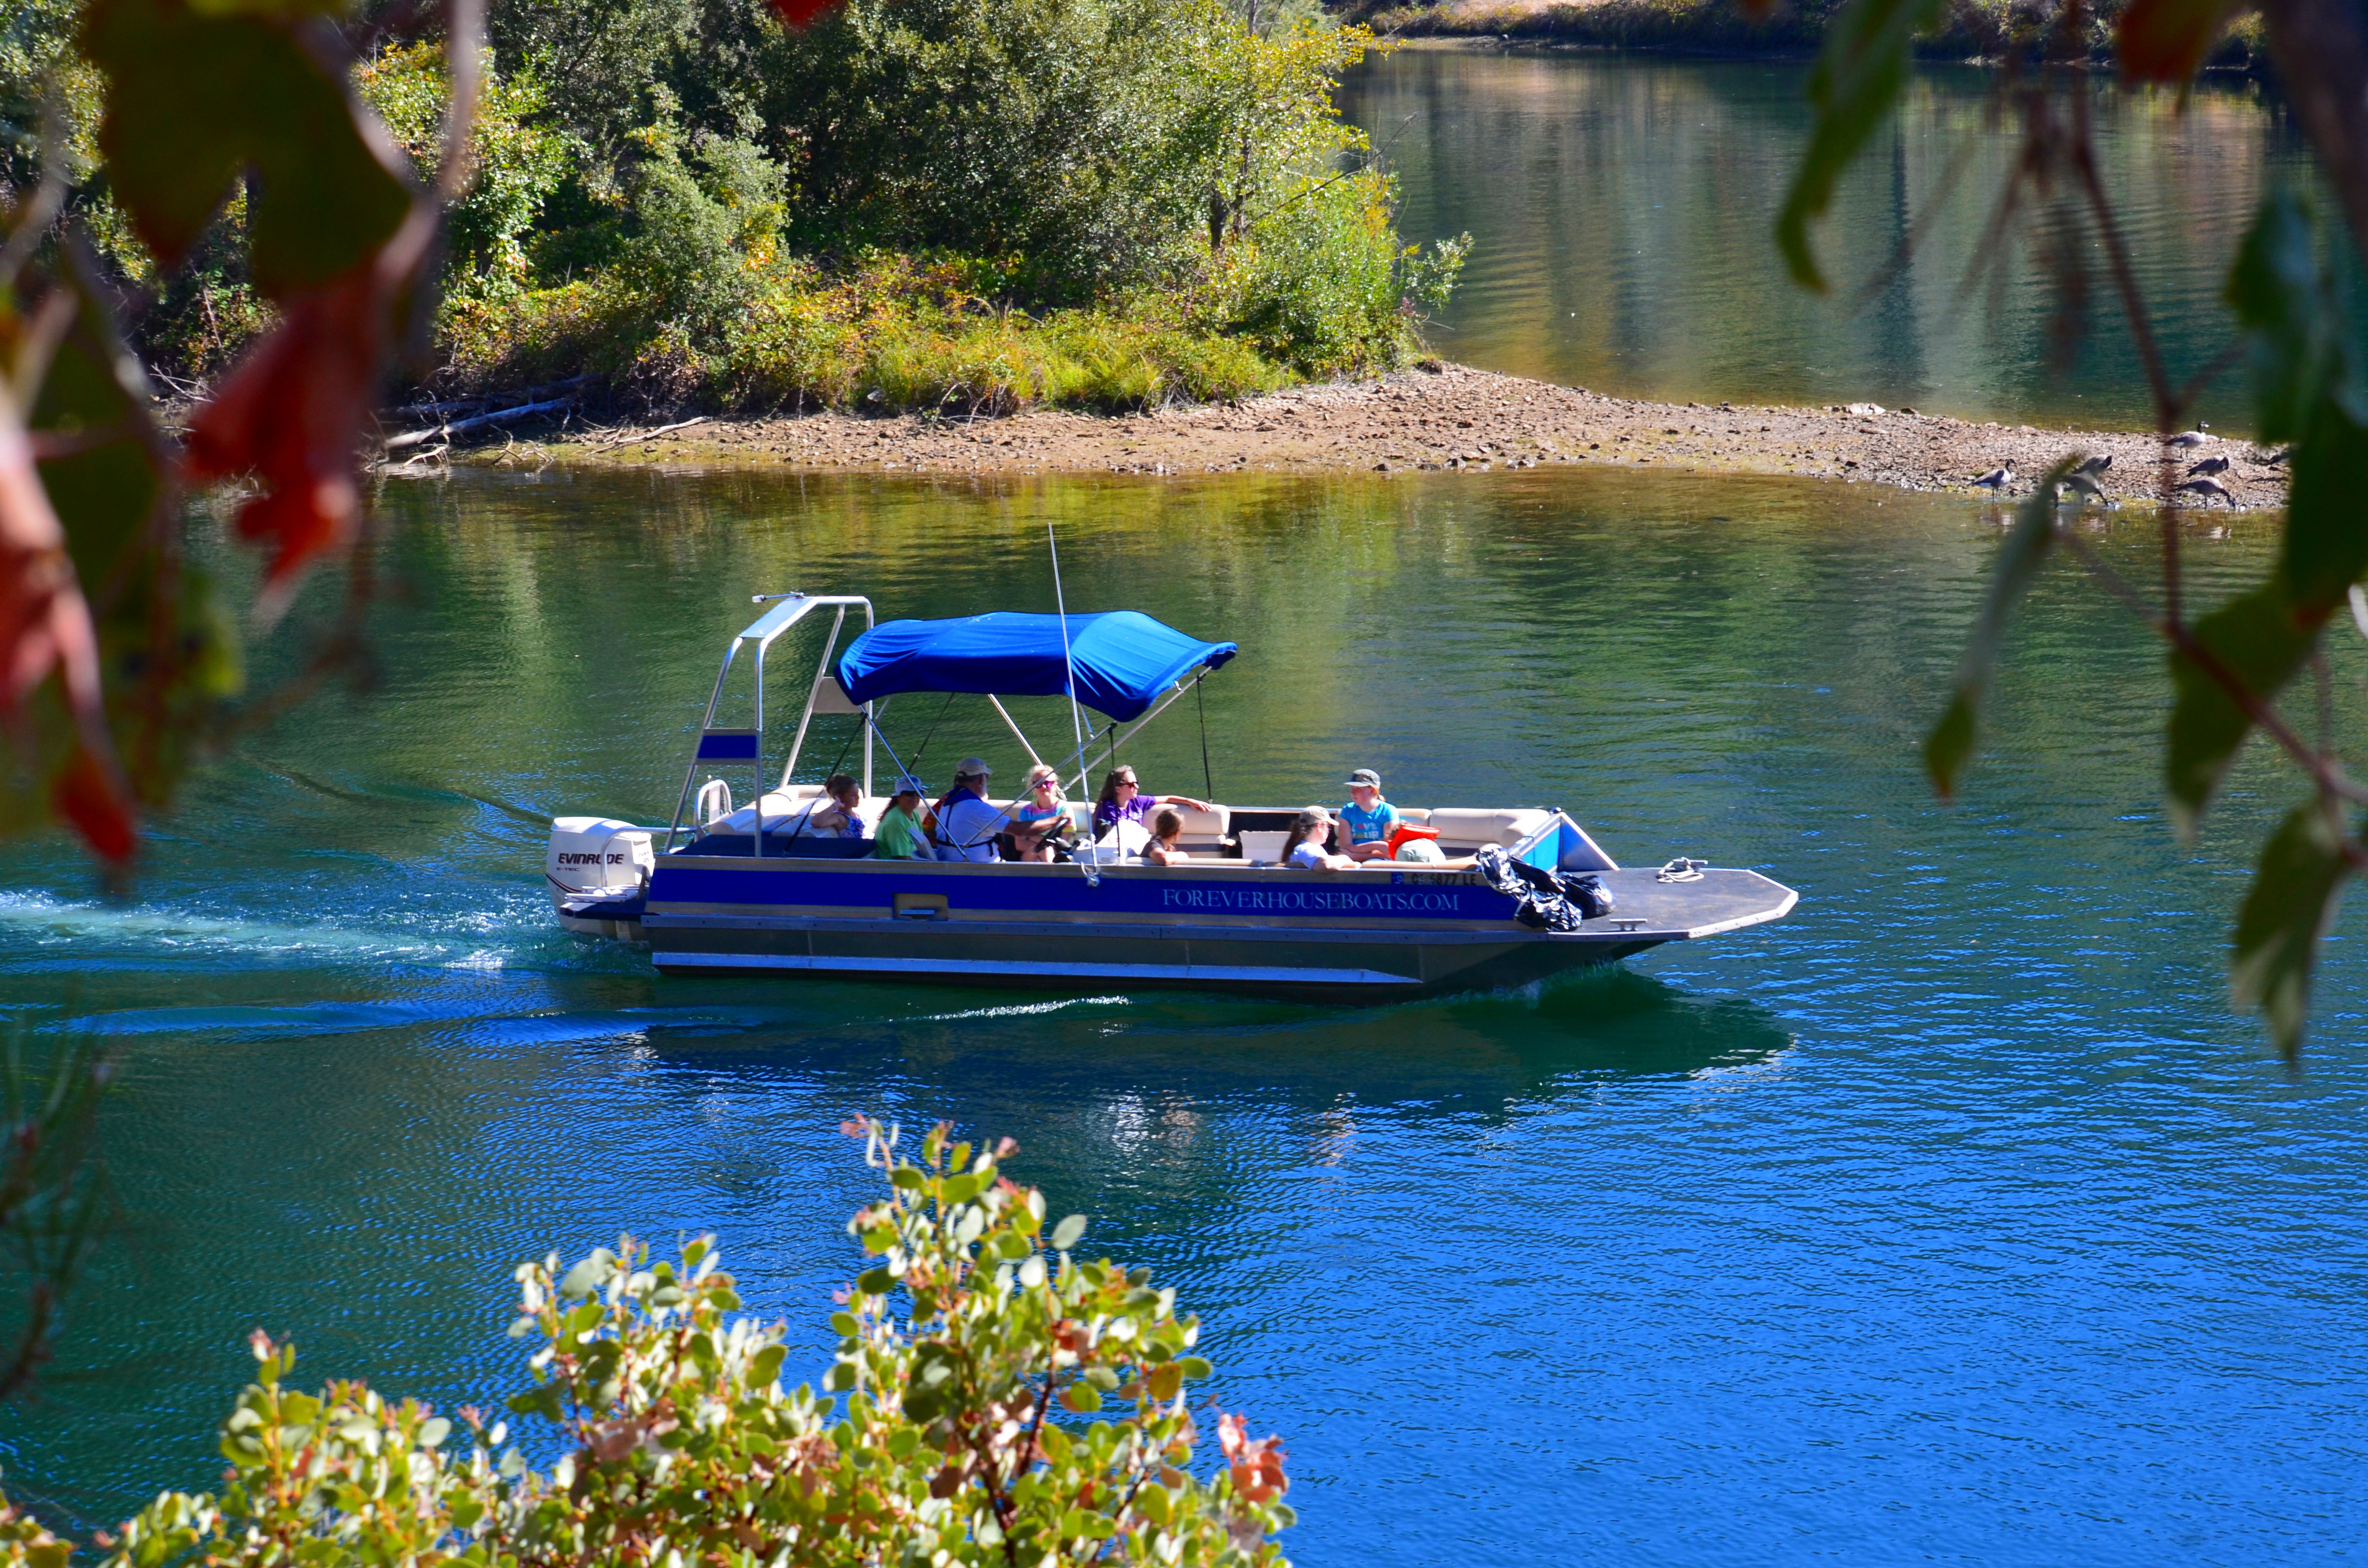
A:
0,1119,1292,1568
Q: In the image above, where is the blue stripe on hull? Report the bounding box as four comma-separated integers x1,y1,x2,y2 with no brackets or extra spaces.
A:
648,862,1523,922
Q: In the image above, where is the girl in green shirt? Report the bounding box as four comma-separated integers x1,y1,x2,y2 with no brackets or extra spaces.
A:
875,780,928,859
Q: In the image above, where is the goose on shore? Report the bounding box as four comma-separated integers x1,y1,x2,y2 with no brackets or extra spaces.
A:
2186,453,2232,476
1971,465,2013,492
2168,428,2212,448
2074,453,2111,476
2175,476,2232,504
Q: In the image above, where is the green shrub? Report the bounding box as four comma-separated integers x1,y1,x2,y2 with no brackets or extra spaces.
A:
1,1119,1295,1568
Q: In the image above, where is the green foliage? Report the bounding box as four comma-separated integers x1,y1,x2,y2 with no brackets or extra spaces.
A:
2162,581,2317,835
2231,803,2355,1056
1923,460,2073,798
0,1119,1293,1568
40,0,1449,409
0,1021,115,1404
1219,170,1401,375
613,121,787,340
356,44,575,304
81,0,414,294
2225,189,2368,446
447,252,1291,414
1,0,95,192
767,0,1201,295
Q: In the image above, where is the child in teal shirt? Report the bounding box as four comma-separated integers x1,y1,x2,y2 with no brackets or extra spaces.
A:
1338,767,1400,862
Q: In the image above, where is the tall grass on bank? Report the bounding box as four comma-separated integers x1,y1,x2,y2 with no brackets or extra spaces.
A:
448,274,1294,414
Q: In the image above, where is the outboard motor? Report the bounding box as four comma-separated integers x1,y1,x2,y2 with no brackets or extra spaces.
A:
546,817,654,925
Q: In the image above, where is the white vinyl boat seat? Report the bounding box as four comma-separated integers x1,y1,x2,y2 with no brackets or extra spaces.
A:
1161,802,1231,850
1424,807,1554,850
1044,800,1230,850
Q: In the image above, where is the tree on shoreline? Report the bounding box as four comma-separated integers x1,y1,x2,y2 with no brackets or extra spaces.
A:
0,0,1463,871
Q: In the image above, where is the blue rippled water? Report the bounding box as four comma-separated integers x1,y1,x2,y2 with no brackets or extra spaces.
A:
2,465,2363,1565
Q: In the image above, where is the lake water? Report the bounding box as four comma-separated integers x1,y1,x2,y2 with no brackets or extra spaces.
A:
4,465,2365,1565
1341,50,2312,429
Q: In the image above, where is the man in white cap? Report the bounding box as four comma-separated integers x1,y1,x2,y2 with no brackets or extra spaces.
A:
930,757,1008,863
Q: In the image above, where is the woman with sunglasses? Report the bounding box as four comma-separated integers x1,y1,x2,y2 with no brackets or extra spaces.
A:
1090,767,1211,844
1006,764,1071,862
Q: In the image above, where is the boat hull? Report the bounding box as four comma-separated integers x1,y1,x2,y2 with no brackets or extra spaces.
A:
632,858,1796,999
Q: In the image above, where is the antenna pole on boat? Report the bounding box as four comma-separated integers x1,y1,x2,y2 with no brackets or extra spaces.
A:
1048,523,1100,887
1048,522,1088,785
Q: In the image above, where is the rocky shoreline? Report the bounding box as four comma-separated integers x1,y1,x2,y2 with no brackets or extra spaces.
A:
477,363,2285,510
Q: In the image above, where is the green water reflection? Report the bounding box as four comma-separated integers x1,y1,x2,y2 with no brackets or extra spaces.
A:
1342,51,2308,429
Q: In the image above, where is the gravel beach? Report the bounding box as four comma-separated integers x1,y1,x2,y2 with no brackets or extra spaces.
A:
484,362,2285,509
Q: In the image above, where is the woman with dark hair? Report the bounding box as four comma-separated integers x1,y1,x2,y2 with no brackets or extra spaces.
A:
1091,766,1210,842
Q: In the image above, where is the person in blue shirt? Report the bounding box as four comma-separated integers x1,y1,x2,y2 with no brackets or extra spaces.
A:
1338,768,1401,862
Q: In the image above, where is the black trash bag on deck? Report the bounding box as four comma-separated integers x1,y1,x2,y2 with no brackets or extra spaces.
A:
1475,847,1583,931
1561,872,1614,920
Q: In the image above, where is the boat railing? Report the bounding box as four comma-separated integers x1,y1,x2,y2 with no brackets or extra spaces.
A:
666,593,876,854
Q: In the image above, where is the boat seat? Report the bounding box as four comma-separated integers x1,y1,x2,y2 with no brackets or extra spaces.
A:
1057,800,1230,849
1427,807,1553,849
1164,802,1231,849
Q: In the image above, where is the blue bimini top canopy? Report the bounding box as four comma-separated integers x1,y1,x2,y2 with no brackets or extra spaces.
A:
836,611,1237,722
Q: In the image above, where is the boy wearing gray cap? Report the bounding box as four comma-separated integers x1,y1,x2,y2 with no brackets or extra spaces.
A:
1338,767,1400,862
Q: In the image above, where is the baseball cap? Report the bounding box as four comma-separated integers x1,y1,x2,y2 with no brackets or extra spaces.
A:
955,756,992,778
1342,768,1382,790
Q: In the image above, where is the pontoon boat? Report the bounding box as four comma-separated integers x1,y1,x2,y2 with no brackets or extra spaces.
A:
544,593,1797,996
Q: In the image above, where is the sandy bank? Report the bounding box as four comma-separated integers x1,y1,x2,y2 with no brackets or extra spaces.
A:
476,364,2284,509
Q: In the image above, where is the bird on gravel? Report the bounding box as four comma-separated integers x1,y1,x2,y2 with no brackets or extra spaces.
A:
2186,453,2233,477
2168,427,2213,448
2074,453,2112,476
2064,470,2109,501
1971,465,2013,492
2175,476,2233,504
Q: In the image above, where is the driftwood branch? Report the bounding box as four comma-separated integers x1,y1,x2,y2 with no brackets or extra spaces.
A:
591,416,708,452
383,395,572,450
392,373,593,421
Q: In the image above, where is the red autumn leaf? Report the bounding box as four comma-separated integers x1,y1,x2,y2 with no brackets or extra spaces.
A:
1217,1412,1288,1504
768,0,842,26
183,208,432,620
0,404,137,864
2117,0,2238,81
52,747,137,863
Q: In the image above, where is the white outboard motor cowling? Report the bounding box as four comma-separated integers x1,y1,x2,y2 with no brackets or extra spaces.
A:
546,817,654,916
